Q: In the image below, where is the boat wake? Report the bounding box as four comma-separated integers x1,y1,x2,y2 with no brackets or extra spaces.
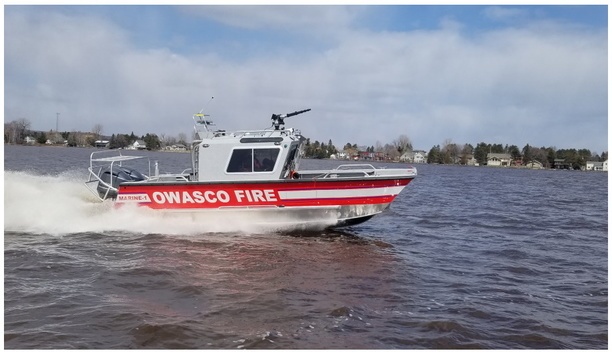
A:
4,171,337,236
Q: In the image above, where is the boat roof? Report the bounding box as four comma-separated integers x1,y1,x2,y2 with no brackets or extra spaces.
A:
91,155,144,163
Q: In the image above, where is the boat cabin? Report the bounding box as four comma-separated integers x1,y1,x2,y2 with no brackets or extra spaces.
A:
190,112,304,182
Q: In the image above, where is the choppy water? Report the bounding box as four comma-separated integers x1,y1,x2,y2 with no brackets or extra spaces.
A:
3,145,608,349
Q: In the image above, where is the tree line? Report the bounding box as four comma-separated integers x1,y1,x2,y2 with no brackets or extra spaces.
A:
6,118,607,168
4,118,187,151
426,141,607,168
302,134,413,160
302,133,607,169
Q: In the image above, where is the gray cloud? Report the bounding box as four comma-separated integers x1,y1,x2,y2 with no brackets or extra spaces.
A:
4,7,608,153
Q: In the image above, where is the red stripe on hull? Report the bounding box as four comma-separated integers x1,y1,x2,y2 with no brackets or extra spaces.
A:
274,195,396,207
116,177,413,210
122,177,413,190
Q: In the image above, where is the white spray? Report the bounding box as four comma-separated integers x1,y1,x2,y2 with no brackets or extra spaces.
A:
4,171,336,236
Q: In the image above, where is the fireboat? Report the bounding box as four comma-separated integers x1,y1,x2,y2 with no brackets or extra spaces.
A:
85,108,417,230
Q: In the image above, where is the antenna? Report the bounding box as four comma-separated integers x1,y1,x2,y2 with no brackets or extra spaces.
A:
199,96,214,114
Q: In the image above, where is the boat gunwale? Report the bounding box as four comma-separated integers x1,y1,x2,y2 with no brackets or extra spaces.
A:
118,174,416,187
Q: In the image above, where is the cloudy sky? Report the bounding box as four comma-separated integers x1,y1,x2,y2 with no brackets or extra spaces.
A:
4,4,608,153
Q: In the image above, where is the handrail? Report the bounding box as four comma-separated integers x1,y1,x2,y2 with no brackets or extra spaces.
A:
316,164,377,178
334,164,376,171
319,170,371,179
86,149,148,201
231,129,278,137
89,149,145,169
84,166,117,202
148,173,190,182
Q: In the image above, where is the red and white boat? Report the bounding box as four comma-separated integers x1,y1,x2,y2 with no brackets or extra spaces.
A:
85,109,417,230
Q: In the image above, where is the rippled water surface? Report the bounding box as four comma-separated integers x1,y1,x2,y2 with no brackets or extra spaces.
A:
3,145,608,349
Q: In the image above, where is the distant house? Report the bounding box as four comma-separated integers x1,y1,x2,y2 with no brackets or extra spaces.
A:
585,161,607,172
526,160,544,169
164,144,187,151
94,140,109,148
413,150,427,164
333,151,348,160
487,153,512,167
338,150,357,160
45,139,67,145
130,140,147,150
358,151,385,161
400,150,426,163
463,154,478,166
553,159,572,170
358,151,373,160
24,136,36,145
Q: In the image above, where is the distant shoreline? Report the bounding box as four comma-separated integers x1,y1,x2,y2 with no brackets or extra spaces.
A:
4,143,606,171
4,143,190,153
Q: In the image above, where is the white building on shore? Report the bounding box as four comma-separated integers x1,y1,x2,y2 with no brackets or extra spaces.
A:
585,160,608,171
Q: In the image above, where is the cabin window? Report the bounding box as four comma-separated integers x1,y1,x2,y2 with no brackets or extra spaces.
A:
227,148,279,173
254,148,279,172
227,149,252,172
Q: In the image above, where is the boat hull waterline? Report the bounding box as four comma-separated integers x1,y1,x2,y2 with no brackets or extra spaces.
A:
115,177,414,229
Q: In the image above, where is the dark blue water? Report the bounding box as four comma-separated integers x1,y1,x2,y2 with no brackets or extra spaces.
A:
4,145,608,349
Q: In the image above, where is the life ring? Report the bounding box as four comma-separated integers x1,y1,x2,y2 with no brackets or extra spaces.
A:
289,170,299,179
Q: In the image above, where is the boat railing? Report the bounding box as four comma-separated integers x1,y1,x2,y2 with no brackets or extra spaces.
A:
231,127,297,138
85,150,147,201
314,164,376,179
310,164,417,179
88,149,146,170
335,164,417,175
334,164,377,171
146,166,192,182
231,130,274,138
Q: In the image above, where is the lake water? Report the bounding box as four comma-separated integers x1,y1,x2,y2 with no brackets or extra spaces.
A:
3,144,608,349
